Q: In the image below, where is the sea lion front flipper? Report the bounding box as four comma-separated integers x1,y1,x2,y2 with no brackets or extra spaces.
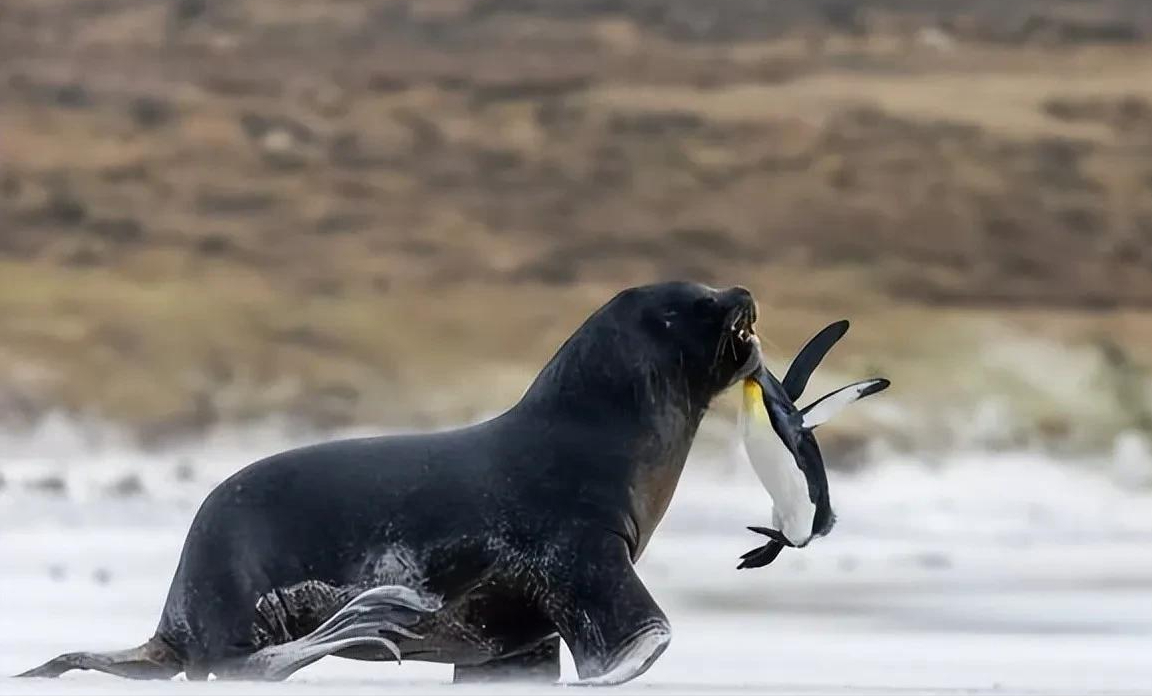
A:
454,636,561,684
540,535,671,687
782,320,850,402
800,378,891,429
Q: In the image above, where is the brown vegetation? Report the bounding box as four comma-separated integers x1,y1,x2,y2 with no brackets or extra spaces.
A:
2,1,1152,451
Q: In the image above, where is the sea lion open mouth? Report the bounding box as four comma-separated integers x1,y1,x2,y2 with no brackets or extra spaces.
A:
723,298,761,386
731,300,757,344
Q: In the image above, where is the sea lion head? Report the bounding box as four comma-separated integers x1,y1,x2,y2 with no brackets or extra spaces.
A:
513,282,760,560
524,281,760,415
624,281,761,398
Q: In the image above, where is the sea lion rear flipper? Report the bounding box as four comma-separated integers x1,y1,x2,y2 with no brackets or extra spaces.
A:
800,378,891,429
216,585,439,681
16,638,181,680
782,320,850,401
540,535,670,686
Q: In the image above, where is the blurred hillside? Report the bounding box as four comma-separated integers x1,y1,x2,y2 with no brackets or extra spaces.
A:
3,0,1152,461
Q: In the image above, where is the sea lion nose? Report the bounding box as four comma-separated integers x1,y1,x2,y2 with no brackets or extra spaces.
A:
723,286,756,318
727,286,752,302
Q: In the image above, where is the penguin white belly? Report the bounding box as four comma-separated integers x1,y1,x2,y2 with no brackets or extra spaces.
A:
739,403,815,547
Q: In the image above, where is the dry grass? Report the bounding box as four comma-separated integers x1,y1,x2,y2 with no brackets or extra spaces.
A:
590,53,1152,140
4,0,1152,450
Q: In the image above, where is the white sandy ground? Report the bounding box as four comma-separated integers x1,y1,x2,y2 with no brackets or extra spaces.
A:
2,433,1152,695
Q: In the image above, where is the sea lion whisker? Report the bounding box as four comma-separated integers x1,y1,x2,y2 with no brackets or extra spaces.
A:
727,314,742,362
716,333,736,376
711,331,729,372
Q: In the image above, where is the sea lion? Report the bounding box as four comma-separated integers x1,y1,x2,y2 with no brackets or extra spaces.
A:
18,281,761,685
737,320,889,569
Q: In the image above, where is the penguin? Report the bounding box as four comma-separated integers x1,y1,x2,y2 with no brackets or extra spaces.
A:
737,320,889,569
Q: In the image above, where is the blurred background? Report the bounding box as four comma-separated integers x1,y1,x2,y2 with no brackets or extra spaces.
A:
2,1,1152,693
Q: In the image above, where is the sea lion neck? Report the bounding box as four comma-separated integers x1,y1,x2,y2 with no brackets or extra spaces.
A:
512,319,707,429
501,317,713,561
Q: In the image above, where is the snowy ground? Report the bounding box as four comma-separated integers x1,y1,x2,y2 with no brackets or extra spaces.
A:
2,430,1152,695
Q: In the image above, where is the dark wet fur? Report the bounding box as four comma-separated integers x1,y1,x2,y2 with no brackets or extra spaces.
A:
19,282,759,684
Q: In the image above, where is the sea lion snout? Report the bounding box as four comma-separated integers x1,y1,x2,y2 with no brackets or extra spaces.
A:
717,286,759,384
722,285,754,307
720,286,757,335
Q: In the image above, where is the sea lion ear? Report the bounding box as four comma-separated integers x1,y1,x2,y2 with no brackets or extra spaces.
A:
799,378,890,429
782,320,850,402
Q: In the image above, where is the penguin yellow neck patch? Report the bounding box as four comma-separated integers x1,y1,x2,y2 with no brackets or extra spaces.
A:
742,378,770,423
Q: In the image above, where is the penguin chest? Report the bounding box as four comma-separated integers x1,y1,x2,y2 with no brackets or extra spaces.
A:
742,427,816,546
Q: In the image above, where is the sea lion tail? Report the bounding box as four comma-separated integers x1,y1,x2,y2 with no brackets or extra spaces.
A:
16,635,182,680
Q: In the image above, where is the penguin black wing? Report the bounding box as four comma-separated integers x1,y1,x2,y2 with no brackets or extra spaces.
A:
799,378,891,429
782,320,850,402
